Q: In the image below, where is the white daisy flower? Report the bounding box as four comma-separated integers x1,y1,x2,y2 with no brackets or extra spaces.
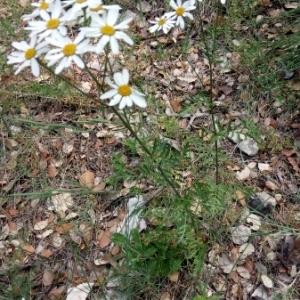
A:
165,0,196,30
62,0,90,20
83,9,133,54
77,0,121,23
220,0,226,4
45,32,91,74
25,0,67,42
149,14,176,34
7,35,49,77
22,0,55,21
100,69,147,109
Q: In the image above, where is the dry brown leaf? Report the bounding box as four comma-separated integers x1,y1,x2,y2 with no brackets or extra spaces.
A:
170,100,182,113
160,292,171,300
265,181,278,191
21,243,35,254
98,230,112,248
40,249,53,258
43,269,54,286
229,271,240,283
47,163,58,178
235,190,246,206
287,157,299,172
93,182,106,191
258,99,268,117
79,171,95,188
107,136,116,144
49,285,66,297
8,221,18,234
282,149,295,157
56,223,73,234
168,271,179,282
19,0,29,7
7,209,19,217
34,219,49,231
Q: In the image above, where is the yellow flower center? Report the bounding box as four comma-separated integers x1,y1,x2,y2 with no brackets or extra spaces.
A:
39,2,49,10
25,48,36,60
90,5,103,12
158,18,166,26
101,25,115,36
118,85,131,97
76,0,87,3
63,44,76,56
47,18,60,29
176,6,185,16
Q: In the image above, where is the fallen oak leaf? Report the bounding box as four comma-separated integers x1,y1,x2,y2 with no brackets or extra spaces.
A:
56,223,73,234
79,171,95,188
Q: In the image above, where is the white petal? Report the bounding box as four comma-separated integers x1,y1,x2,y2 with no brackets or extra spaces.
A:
29,35,37,47
73,55,84,69
96,35,110,53
15,61,30,75
105,77,118,89
58,26,67,36
149,24,159,33
124,96,133,107
113,71,124,86
131,92,147,108
114,18,132,30
109,94,122,106
114,31,133,45
55,56,67,74
74,31,86,44
170,0,178,10
185,12,194,20
52,0,62,19
178,16,185,29
45,52,64,61
119,97,129,109
12,41,29,51
76,39,90,53
107,9,119,26
164,12,176,18
100,89,118,99
110,36,119,54
122,69,130,84
45,38,60,48
31,58,40,77
178,0,182,6
40,10,50,21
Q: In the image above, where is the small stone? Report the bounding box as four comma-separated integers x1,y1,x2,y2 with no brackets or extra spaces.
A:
231,225,251,245
246,214,262,231
81,132,89,138
237,266,251,279
248,162,257,169
252,284,269,300
265,181,278,191
238,243,255,260
238,138,259,156
261,274,273,289
258,163,271,172
257,192,276,207
228,131,246,143
266,252,277,261
236,167,251,181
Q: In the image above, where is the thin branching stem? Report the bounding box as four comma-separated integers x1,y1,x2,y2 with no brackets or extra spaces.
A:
197,7,220,184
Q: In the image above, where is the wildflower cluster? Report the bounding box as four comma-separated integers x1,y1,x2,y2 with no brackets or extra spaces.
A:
7,0,226,109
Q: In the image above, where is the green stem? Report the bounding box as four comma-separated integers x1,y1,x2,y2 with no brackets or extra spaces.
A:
197,8,220,185
0,113,13,137
38,58,181,198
